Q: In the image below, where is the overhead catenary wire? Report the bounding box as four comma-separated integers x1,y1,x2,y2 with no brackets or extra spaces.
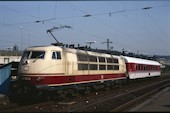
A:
144,11,169,54
47,20,145,53
0,21,34,27
0,2,169,55
43,1,170,52
0,5,40,19
0,3,169,27
47,3,170,20
65,2,167,55
121,13,168,52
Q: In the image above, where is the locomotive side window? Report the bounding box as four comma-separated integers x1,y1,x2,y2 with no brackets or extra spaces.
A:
77,54,88,61
89,64,97,70
52,52,61,59
107,65,113,70
78,64,88,70
99,57,105,62
30,51,45,59
107,58,113,63
114,65,119,70
113,58,119,63
99,65,106,70
89,56,97,62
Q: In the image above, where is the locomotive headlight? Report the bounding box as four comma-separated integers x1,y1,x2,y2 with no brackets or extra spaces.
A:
11,76,18,81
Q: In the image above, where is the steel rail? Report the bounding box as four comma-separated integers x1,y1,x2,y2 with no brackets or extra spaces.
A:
69,79,170,112
111,83,170,112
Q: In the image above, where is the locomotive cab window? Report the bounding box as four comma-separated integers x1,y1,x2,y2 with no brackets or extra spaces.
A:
52,51,61,59
30,51,45,59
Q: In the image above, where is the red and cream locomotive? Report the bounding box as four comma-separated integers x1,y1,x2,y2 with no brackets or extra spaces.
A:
17,45,161,96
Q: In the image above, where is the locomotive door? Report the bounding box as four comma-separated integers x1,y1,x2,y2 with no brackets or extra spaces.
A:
65,52,75,75
51,51,64,74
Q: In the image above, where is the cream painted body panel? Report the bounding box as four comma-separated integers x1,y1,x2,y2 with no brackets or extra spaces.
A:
18,45,127,77
18,46,64,74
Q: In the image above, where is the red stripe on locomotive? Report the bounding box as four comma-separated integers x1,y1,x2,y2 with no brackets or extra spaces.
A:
21,73,126,85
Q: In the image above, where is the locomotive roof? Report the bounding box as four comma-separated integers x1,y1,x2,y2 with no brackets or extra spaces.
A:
26,45,121,58
25,45,159,65
25,45,62,51
64,46,120,58
123,56,160,66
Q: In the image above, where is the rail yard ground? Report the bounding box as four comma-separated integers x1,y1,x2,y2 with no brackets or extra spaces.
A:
0,73,170,112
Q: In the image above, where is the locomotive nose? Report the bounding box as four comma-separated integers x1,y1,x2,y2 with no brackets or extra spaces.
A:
22,60,29,65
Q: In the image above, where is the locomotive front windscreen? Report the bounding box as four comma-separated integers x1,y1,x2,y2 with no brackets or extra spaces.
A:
22,51,45,59
22,51,30,59
30,51,45,59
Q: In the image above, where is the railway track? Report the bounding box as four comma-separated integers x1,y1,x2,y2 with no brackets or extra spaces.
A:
69,78,170,112
1,74,170,112
111,80,170,112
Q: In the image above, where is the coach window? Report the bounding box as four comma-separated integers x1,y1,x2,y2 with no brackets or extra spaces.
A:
130,64,133,70
147,65,149,70
148,65,150,70
141,65,143,70
156,66,159,70
136,65,138,70
138,65,140,70
144,65,146,70
154,66,156,70
52,51,61,59
151,66,154,70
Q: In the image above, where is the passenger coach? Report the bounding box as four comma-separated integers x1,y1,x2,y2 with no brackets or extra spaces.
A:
123,56,161,79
